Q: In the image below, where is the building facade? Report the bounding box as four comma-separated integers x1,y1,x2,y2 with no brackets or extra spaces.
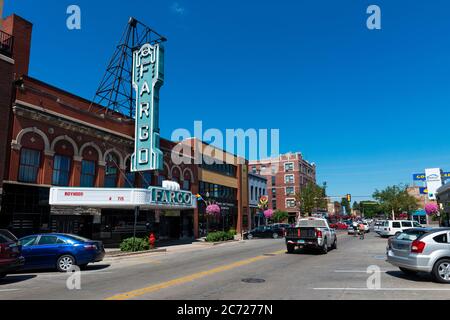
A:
0,14,248,242
248,173,267,228
249,152,316,223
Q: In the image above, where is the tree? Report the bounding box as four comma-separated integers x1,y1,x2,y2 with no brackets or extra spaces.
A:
372,184,419,220
272,210,289,223
352,201,360,211
295,182,327,217
359,201,382,218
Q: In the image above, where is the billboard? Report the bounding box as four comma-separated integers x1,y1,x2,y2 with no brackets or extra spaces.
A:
425,168,443,200
131,43,164,172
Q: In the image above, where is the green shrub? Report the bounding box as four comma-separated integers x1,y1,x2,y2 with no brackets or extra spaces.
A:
228,228,237,236
206,231,234,242
120,237,150,252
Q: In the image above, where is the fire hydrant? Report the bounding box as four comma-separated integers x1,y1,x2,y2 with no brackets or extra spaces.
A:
149,233,156,249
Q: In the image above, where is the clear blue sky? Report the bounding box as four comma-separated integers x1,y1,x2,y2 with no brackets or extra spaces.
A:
5,0,450,200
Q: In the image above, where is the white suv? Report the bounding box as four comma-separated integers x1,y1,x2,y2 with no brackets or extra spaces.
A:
378,220,421,237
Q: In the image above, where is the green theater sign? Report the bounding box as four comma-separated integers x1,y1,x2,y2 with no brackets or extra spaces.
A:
131,42,164,172
149,186,194,208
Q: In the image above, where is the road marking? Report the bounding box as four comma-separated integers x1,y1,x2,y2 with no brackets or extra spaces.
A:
334,270,389,273
106,249,286,300
313,287,450,291
0,289,20,292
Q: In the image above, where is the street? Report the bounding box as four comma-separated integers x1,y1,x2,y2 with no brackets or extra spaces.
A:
1,231,450,300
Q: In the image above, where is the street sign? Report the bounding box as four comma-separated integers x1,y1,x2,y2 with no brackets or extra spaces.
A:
419,187,428,194
131,42,164,172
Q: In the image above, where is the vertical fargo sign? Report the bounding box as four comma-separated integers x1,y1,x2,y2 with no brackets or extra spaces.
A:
131,43,164,172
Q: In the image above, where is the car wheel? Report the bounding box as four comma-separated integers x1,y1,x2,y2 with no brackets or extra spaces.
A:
321,239,328,254
247,234,253,240
432,259,450,284
399,267,418,276
331,238,337,250
287,244,295,253
57,254,76,272
272,233,279,239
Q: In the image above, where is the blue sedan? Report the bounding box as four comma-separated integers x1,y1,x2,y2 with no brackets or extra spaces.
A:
18,233,105,272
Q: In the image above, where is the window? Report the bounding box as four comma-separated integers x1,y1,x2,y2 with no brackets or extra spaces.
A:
392,222,401,228
272,187,276,195
20,235,38,247
434,233,449,244
284,162,294,172
37,235,58,245
142,172,153,188
272,199,277,210
271,164,277,174
286,198,296,208
401,221,412,228
250,186,254,200
80,160,96,187
182,179,190,191
157,175,165,186
18,148,41,183
271,176,276,186
286,186,295,195
104,153,119,187
251,166,256,174
52,154,71,186
284,174,294,184
125,160,135,188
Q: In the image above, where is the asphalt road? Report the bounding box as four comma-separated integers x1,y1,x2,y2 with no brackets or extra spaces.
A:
1,230,450,300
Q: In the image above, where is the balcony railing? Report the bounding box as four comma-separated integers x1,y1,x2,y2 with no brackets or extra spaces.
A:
0,29,14,57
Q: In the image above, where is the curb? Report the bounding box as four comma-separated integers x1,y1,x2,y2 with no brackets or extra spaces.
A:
195,239,244,246
105,248,167,258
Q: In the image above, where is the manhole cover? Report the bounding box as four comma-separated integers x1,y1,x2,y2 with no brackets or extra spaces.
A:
241,278,266,283
263,253,276,256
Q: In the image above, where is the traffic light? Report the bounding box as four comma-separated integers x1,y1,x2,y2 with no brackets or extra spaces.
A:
346,194,351,203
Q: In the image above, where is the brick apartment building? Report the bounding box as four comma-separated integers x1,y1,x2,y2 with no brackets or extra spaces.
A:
0,14,249,242
248,152,316,223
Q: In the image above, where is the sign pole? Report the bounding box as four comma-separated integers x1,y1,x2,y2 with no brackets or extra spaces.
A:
133,206,139,251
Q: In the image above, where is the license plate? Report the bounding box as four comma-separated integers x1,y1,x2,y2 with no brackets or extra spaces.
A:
298,240,305,244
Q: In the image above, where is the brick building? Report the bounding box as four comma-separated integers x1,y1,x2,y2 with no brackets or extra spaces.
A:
248,152,316,223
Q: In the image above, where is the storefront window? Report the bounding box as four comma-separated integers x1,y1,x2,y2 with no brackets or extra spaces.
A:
182,179,190,190
80,160,96,187
18,148,41,183
52,154,71,186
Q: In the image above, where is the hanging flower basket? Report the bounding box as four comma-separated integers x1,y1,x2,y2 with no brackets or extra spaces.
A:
264,209,274,219
425,203,439,216
206,204,221,217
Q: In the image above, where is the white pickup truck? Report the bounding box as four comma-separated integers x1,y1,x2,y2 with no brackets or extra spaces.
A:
285,217,337,254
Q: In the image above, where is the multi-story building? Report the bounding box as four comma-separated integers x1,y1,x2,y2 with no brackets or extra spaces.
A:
248,173,267,229
0,14,249,242
248,152,316,223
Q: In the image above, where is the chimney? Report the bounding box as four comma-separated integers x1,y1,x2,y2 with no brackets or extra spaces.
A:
2,14,33,78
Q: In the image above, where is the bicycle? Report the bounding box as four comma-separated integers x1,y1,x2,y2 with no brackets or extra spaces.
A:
358,229,365,240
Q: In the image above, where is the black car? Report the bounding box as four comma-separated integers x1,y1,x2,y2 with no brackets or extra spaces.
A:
244,225,285,239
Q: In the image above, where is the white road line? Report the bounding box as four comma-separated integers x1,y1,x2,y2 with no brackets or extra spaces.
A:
313,287,450,291
0,289,20,292
334,270,390,273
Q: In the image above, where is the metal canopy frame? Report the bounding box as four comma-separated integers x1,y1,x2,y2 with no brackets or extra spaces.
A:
89,17,167,118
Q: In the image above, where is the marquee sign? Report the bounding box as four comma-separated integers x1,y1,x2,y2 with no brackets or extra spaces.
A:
49,187,196,210
131,42,164,172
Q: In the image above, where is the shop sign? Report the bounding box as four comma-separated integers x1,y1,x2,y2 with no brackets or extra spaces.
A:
150,187,193,207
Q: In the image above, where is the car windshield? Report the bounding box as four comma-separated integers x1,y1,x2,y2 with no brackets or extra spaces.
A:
396,229,428,241
0,230,17,241
298,219,327,228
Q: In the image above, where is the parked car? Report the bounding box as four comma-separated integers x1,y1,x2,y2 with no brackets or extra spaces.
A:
387,228,450,283
244,225,285,240
0,229,24,279
378,220,421,237
374,220,386,233
19,233,105,272
270,223,292,231
285,218,337,254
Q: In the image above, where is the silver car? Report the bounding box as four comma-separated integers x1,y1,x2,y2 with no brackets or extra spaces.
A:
386,228,450,283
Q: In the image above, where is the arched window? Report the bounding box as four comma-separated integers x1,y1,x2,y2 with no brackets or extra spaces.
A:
141,171,153,189
80,146,99,187
52,154,71,186
18,148,41,183
104,153,119,187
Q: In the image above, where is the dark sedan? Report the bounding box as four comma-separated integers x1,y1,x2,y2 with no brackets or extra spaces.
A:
244,225,285,239
0,229,25,279
19,233,105,272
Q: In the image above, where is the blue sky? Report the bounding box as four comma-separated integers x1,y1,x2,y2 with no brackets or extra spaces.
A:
4,0,450,200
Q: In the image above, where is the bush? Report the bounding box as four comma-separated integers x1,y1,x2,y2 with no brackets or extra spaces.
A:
228,228,237,236
206,231,235,242
120,237,150,252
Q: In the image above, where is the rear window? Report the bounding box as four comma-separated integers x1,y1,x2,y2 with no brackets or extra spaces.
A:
298,219,327,228
396,229,428,241
434,233,449,244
